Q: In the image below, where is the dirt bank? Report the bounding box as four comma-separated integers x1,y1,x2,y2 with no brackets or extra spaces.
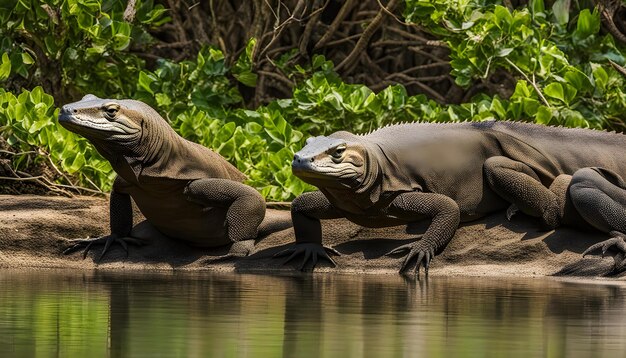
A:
0,194,622,279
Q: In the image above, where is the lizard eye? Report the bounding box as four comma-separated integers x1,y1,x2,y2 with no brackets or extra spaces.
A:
331,145,346,159
103,103,120,118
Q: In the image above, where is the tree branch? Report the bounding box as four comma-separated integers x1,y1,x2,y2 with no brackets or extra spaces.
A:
336,0,399,72
314,0,357,49
123,0,137,22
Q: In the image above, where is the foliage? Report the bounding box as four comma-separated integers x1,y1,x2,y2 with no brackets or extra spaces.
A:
1,0,626,200
404,0,626,129
0,87,115,190
0,0,168,102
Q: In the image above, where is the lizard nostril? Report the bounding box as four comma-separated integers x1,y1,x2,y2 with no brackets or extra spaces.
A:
309,158,314,162
72,109,77,113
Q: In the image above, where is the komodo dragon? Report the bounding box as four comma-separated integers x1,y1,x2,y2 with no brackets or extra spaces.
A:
277,120,626,274
58,95,290,260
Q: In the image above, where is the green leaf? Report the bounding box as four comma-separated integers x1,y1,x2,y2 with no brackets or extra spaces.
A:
530,0,545,16
496,48,513,57
112,21,131,51
561,108,586,127
543,83,565,103
562,83,577,105
21,52,34,65
535,106,552,124
138,71,156,95
312,55,325,69
215,122,236,143
592,65,608,92
574,9,600,39
551,0,570,25
489,97,506,118
564,69,589,91
155,93,171,107
493,6,514,28
511,80,532,99
0,53,11,81
217,138,236,158
233,71,257,87
521,98,540,116
68,152,86,174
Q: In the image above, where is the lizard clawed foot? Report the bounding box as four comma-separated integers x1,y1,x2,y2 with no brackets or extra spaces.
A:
582,231,626,272
386,239,434,276
63,234,144,262
204,239,255,263
506,204,519,221
274,243,341,271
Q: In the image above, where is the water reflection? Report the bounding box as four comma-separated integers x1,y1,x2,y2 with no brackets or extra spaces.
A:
0,271,625,357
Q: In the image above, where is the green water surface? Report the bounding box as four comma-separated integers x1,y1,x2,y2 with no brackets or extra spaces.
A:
0,271,624,357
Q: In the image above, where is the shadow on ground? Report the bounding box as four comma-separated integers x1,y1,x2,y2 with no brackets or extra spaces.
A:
0,195,622,279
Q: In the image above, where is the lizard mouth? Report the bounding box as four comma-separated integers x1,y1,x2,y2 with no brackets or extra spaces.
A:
293,163,358,179
59,113,139,139
292,161,362,189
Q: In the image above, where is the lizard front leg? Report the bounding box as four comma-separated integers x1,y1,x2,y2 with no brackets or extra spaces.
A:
184,178,266,259
570,168,626,272
64,177,143,261
274,191,343,270
385,192,460,275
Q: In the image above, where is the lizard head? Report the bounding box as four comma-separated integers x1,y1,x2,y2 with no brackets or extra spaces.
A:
58,94,143,144
292,135,367,189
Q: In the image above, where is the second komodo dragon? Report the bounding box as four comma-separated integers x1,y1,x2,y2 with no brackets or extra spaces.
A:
279,120,626,274
59,95,290,260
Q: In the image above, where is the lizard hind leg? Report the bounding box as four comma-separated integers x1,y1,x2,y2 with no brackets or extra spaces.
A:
570,168,626,272
484,156,562,229
582,232,626,272
184,178,266,261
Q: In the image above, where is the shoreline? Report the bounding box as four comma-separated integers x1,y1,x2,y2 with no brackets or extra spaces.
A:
0,194,623,279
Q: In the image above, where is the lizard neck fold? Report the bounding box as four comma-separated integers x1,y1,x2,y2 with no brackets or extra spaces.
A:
353,142,382,203
355,142,418,207
133,119,172,178
96,117,176,185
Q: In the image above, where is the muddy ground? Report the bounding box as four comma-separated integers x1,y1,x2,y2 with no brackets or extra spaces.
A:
0,194,622,279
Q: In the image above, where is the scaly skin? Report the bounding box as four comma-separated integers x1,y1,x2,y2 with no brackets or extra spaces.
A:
59,95,291,261
284,121,626,274
571,168,626,272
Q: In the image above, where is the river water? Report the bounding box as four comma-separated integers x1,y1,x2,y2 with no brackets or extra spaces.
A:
0,270,624,357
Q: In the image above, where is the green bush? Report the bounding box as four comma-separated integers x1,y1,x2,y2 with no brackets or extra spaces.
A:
1,0,625,201
0,0,168,101
405,0,626,128
0,86,114,190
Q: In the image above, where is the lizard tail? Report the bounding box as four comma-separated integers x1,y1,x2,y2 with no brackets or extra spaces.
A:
257,208,293,237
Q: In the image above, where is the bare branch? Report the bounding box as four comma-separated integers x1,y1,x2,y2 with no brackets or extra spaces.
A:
504,58,550,107
123,0,137,22
314,0,357,50
258,70,294,87
336,0,399,72
400,62,450,75
381,72,446,102
372,39,447,48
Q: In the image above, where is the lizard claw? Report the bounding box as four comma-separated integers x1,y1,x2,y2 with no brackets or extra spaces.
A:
386,241,435,276
506,204,519,221
204,240,255,264
582,232,626,272
63,235,144,262
274,243,340,271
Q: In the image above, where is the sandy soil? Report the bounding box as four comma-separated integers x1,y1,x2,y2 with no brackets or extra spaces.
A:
0,194,622,279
